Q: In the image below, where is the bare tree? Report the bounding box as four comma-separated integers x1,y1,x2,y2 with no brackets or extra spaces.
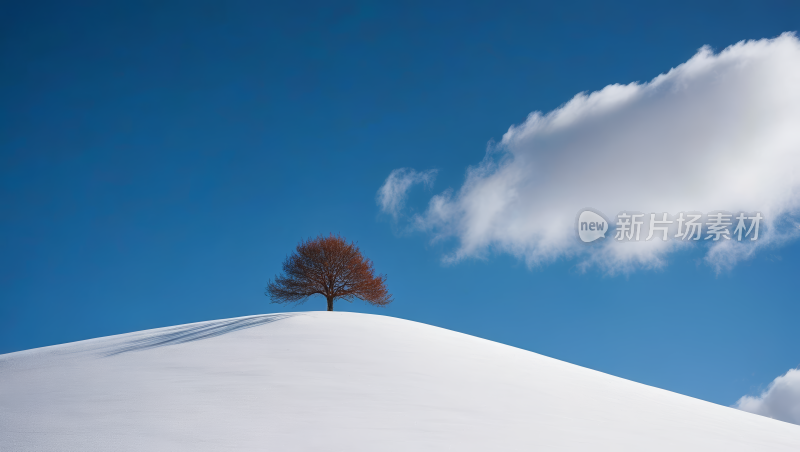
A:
266,234,393,311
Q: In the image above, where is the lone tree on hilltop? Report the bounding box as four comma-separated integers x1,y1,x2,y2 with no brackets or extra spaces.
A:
266,234,393,311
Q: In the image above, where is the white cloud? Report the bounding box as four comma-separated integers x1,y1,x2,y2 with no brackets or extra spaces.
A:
377,168,437,220
736,368,800,425
387,33,800,273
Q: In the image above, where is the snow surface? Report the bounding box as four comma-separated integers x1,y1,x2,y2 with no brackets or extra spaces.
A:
1,312,798,451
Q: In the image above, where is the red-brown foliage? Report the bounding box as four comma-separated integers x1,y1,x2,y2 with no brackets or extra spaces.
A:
266,234,393,311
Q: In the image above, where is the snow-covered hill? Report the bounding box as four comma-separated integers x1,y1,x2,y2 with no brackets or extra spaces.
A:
1,312,798,451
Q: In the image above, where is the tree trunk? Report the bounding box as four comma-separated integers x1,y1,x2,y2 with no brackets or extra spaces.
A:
327,296,333,311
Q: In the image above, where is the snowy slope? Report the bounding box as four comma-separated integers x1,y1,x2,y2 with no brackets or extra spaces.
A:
1,312,798,451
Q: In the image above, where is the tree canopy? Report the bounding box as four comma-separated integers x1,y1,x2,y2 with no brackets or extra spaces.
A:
266,234,392,311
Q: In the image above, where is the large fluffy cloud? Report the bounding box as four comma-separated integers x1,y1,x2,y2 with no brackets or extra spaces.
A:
736,368,800,425
379,33,800,272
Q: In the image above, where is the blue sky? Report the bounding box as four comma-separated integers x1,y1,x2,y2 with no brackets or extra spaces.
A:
2,0,799,411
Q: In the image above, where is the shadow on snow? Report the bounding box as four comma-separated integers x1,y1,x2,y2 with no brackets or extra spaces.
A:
104,313,296,356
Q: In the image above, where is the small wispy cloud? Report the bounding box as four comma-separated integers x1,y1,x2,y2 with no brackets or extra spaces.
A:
377,168,437,220
379,33,800,273
736,367,800,425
